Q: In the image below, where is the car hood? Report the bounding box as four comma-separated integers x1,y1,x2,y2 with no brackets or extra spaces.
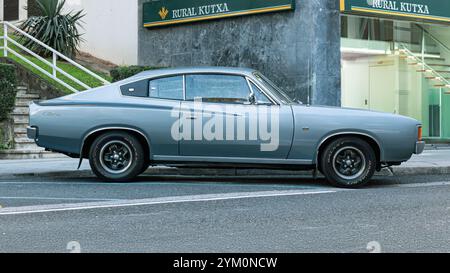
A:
291,104,421,125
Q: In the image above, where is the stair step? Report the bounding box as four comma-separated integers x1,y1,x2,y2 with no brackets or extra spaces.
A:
428,64,450,67
13,107,29,115
16,86,28,91
0,150,64,160
425,57,445,61
15,132,28,139
14,143,40,150
13,115,29,125
14,127,27,134
15,137,35,144
434,70,450,73
16,93,39,99
16,90,28,96
425,76,450,80
15,100,34,107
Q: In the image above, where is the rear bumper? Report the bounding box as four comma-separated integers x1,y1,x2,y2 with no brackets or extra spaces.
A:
27,126,38,140
415,141,425,155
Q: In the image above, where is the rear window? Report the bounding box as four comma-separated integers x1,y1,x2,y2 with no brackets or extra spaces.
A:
121,76,184,100
120,79,149,98
149,76,184,100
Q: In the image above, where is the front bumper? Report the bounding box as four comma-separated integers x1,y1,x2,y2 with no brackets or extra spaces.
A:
27,126,38,140
415,141,425,155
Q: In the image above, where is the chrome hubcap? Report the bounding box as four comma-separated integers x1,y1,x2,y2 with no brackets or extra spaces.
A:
332,146,366,180
99,140,133,174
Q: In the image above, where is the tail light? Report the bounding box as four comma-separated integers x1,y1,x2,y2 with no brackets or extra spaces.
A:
418,126,423,141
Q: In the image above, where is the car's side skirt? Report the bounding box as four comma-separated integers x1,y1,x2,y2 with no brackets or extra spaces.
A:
153,155,313,166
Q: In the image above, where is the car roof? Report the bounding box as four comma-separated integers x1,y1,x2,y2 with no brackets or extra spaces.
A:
131,66,257,79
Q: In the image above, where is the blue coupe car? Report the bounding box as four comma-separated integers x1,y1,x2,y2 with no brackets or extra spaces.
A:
27,67,425,188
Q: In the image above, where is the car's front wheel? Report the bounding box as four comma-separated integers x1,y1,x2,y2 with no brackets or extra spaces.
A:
320,137,376,188
89,131,145,182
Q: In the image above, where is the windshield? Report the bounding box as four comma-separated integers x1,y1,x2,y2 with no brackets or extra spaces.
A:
253,72,294,104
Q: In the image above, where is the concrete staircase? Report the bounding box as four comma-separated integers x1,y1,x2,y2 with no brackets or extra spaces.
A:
0,86,62,160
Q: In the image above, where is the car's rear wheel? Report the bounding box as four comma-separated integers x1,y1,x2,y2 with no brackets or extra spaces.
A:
320,137,376,188
89,131,145,182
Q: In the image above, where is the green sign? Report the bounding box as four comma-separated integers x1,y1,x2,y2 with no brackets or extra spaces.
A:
341,0,450,23
143,0,295,28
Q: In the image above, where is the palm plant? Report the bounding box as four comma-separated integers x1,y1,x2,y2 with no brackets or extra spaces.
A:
18,0,84,58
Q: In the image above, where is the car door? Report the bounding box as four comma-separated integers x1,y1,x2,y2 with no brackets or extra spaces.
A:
121,75,183,158
179,73,294,160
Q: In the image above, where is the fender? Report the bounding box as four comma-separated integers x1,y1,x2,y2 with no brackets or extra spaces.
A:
77,126,152,169
314,131,384,165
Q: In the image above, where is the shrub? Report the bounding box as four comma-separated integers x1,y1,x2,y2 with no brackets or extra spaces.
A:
18,0,84,58
27,0,44,17
0,64,17,121
0,63,16,83
110,66,162,82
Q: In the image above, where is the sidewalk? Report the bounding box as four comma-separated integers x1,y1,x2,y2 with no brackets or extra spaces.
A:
0,150,448,179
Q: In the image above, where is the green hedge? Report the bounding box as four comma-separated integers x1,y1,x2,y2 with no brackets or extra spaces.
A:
0,64,17,121
0,63,16,84
110,66,161,82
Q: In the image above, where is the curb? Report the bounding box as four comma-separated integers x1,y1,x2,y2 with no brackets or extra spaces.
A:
392,166,450,176
3,165,448,180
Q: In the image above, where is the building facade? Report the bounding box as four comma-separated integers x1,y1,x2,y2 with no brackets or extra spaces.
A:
340,0,450,140
64,0,139,65
0,0,27,22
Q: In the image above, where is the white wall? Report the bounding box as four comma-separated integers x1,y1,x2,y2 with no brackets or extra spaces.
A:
64,0,138,65
0,0,28,22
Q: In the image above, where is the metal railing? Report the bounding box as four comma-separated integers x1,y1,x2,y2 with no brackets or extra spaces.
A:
416,24,450,56
399,44,450,89
398,45,446,138
0,21,110,93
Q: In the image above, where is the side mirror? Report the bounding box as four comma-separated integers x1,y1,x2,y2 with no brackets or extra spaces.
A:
247,93,256,105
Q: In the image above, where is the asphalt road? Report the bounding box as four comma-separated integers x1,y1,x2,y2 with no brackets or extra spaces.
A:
0,174,449,253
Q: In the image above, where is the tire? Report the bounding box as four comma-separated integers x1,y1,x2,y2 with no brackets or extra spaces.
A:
89,131,145,182
320,137,376,188
140,161,150,175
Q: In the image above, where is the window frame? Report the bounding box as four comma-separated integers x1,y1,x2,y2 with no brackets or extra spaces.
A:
120,74,185,102
246,78,276,105
148,75,185,101
184,73,255,105
120,72,280,105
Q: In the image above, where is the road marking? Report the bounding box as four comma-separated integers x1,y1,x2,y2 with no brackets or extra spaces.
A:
0,196,121,201
0,190,336,216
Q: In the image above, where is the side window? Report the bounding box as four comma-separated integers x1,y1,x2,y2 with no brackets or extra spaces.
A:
250,82,272,105
186,74,250,104
120,79,149,98
149,76,184,100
